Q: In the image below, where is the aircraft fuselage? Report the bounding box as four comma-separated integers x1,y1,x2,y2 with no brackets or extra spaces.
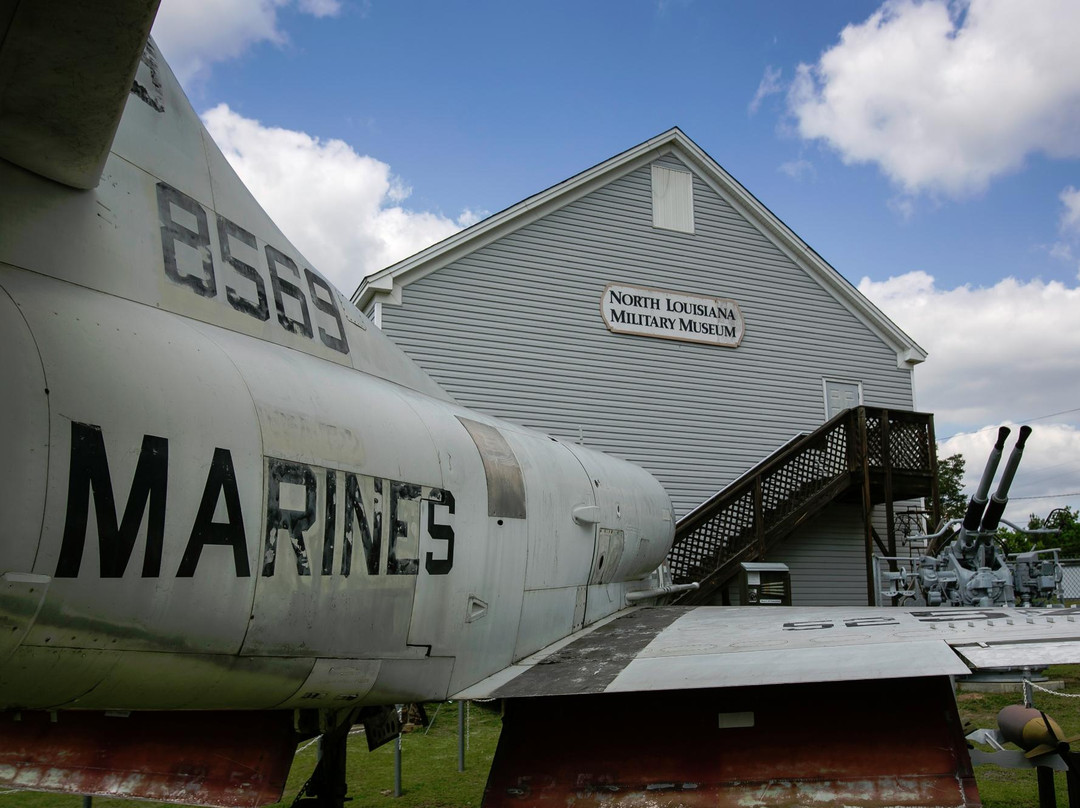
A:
0,38,674,715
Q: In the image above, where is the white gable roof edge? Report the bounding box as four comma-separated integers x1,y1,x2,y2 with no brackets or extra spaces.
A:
353,127,925,367
352,128,682,308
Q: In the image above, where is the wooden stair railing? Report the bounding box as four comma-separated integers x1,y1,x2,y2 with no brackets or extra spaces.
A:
666,407,936,606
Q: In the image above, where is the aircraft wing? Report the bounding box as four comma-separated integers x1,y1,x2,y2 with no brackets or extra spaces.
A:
455,605,1080,699
0,0,159,188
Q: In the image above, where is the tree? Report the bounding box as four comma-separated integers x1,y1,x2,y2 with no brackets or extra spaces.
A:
998,506,1080,558
936,453,967,522
1029,507,1080,558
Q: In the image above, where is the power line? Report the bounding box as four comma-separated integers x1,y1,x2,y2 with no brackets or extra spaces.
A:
1010,492,1080,501
1016,462,1080,488
1022,406,1080,423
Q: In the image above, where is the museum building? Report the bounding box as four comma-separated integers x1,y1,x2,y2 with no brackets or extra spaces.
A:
353,128,934,606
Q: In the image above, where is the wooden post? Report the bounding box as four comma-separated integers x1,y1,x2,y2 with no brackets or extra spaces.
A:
926,414,942,531
857,408,876,605
880,411,897,564
753,477,765,560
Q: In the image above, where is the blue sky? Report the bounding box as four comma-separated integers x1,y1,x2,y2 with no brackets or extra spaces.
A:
152,0,1080,525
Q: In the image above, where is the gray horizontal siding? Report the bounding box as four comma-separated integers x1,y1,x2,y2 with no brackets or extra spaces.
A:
380,154,915,517
767,505,869,606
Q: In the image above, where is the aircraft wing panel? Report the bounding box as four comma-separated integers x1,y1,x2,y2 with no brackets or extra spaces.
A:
0,0,159,188
455,605,1080,699
952,640,1080,669
608,640,969,693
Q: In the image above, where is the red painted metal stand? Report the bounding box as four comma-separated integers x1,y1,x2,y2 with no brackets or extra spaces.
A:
484,676,980,807
0,709,296,806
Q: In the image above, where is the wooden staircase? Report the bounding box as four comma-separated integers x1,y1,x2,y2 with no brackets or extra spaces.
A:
666,407,938,605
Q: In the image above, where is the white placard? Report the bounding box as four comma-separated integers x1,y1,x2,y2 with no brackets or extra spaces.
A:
600,283,744,347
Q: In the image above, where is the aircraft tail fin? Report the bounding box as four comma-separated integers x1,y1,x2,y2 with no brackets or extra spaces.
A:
0,0,160,188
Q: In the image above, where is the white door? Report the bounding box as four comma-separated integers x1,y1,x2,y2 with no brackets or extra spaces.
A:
824,379,862,420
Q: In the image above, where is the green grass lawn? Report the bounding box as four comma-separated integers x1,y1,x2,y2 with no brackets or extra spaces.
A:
5,677,1080,808
268,701,502,808
958,665,1080,808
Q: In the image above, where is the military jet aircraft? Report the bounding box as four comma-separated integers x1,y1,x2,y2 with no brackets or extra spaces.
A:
3,3,1080,807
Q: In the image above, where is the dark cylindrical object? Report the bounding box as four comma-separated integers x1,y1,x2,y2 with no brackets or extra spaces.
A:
980,425,1032,532
962,426,1010,535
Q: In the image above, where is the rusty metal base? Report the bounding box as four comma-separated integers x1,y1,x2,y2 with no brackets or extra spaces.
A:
0,709,296,806
483,676,981,807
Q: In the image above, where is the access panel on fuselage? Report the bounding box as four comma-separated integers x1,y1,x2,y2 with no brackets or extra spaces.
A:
216,323,448,661
402,411,547,694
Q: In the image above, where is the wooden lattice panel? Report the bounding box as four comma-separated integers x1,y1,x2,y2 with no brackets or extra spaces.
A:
887,418,931,470
865,413,884,466
667,408,934,596
669,488,755,584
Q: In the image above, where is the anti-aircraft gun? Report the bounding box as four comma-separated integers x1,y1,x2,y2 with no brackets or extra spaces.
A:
939,425,1028,606
1012,507,1072,606
877,426,1063,607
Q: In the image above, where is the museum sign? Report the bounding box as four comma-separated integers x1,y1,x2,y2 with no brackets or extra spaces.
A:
600,283,744,347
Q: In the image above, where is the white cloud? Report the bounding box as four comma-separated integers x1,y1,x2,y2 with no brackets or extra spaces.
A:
788,0,1080,197
860,271,1080,519
939,424,1080,524
749,66,783,116
203,104,468,292
298,0,343,15
456,209,487,228
1049,242,1074,263
1051,188,1080,278
1061,186,1080,234
151,0,342,84
860,271,1080,426
778,159,815,181
886,195,915,220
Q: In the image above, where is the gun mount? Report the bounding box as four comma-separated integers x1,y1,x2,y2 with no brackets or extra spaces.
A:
875,426,1064,607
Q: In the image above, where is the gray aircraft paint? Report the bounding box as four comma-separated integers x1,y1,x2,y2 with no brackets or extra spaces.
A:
0,35,673,711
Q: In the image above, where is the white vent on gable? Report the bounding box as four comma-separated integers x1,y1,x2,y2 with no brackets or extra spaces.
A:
651,164,694,234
